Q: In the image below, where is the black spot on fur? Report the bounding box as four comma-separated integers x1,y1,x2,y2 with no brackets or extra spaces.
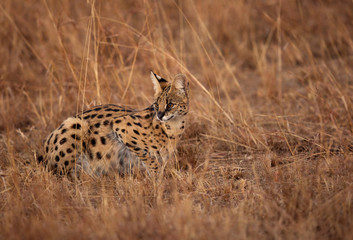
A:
127,122,132,126
46,146,49,153
67,148,73,153
103,120,110,126
106,114,112,117
100,136,106,145
37,155,44,163
82,142,86,150
133,130,140,135
133,122,142,127
134,147,141,151
121,129,125,133
94,131,99,134
91,114,97,119
94,107,102,111
96,152,102,159
145,105,154,111
71,143,76,149
151,145,158,149
91,138,96,147
47,133,53,145
180,125,185,129
131,140,137,145
115,119,122,124
64,161,69,166
144,114,150,119
55,146,58,151
54,135,58,144
55,156,60,162
161,128,168,137
59,151,65,157
115,128,119,131
71,134,81,141
61,129,67,134
84,115,91,120
95,122,101,128
130,115,136,119
58,124,64,130
155,125,159,129
59,138,67,145
97,114,104,119
71,123,81,129
106,153,111,159
142,133,147,136
83,109,93,114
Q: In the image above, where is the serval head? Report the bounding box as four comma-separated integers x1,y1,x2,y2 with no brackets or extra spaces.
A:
150,71,189,122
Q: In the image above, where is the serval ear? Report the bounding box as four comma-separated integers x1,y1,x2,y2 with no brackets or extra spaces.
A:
150,71,169,98
172,73,188,97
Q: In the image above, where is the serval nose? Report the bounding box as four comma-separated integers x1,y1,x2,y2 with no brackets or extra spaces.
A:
157,111,165,120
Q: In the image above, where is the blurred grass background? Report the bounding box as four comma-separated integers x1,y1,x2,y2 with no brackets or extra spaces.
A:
1,0,353,239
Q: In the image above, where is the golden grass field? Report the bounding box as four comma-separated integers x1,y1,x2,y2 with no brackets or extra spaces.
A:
1,0,353,239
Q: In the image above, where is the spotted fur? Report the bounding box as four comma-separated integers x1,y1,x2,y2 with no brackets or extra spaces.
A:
39,72,189,177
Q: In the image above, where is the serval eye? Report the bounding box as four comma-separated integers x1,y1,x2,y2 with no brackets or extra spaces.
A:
154,103,159,109
167,103,174,109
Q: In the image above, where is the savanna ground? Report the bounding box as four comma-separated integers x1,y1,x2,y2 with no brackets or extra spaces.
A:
1,0,353,239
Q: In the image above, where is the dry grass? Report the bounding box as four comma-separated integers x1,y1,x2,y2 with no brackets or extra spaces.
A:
1,0,353,239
